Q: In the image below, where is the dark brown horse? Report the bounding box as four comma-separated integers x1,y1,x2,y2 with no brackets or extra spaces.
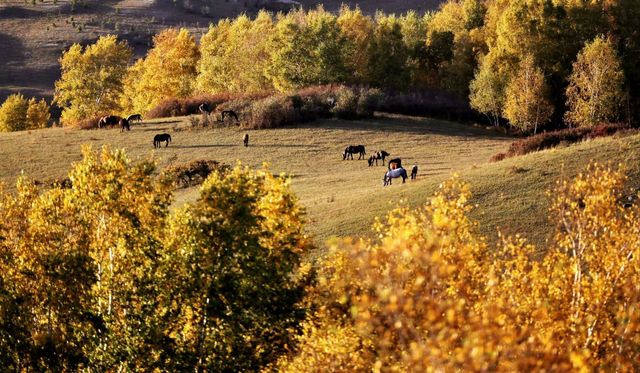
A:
98,115,121,128
343,145,366,160
119,118,130,132
153,133,171,148
243,133,249,147
127,114,142,123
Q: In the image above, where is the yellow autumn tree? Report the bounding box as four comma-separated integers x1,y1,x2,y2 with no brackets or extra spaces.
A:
503,55,553,133
54,35,132,126
125,28,200,115
0,93,50,132
276,164,640,371
565,35,626,127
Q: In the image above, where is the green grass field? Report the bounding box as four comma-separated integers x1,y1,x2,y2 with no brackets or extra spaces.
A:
1,114,638,251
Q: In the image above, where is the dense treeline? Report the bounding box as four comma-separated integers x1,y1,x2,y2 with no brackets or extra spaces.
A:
51,1,640,132
1,147,639,370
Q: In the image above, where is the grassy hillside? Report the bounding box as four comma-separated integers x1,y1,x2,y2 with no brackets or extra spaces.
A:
1,114,638,250
0,114,509,241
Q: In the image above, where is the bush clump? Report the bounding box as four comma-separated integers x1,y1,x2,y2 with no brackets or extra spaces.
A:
146,92,268,119
492,122,634,161
163,159,230,188
0,93,50,132
247,95,297,129
76,116,103,130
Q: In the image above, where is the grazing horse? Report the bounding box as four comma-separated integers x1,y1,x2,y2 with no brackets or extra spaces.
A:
377,150,390,165
243,133,249,147
368,150,390,166
98,115,120,128
388,158,402,170
153,133,171,148
127,114,142,123
220,110,239,122
383,167,407,186
411,164,418,180
343,145,366,160
119,118,130,132
199,103,210,115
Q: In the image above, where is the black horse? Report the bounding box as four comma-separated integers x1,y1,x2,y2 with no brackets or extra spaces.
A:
411,165,418,180
220,110,239,122
119,118,130,132
127,114,142,123
153,133,171,148
343,145,366,160
98,115,120,128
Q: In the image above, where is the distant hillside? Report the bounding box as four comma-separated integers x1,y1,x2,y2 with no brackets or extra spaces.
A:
0,0,441,105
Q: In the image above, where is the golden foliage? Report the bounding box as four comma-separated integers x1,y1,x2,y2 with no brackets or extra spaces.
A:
54,35,132,126
124,28,200,115
565,35,626,127
277,164,640,371
0,93,50,132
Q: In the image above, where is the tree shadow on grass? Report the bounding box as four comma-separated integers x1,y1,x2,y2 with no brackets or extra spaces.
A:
292,115,513,141
169,144,236,149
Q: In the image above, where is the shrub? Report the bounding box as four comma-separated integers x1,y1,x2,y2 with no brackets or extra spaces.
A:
0,94,51,132
331,86,359,119
75,116,103,130
492,122,633,161
163,159,229,188
0,147,310,371
356,87,382,117
146,92,268,119
246,95,297,129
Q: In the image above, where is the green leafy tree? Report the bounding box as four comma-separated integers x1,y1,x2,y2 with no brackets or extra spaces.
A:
503,56,553,133
399,11,430,87
565,35,625,127
366,13,409,89
469,53,508,126
268,9,348,91
0,146,173,370
54,35,132,126
337,6,374,84
197,12,274,94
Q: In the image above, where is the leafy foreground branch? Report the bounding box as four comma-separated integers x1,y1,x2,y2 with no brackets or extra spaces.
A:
0,146,310,371
0,147,638,371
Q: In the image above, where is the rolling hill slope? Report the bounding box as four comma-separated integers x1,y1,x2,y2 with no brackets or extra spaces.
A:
1,114,638,251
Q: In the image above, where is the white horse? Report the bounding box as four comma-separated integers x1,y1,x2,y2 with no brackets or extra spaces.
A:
383,167,407,186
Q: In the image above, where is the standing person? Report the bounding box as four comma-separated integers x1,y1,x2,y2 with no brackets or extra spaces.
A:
411,164,418,180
